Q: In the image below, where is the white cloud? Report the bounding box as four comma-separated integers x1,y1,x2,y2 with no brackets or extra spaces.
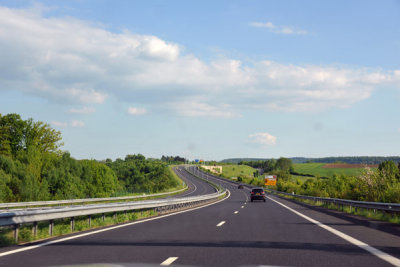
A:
51,121,68,127
169,100,242,118
0,6,399,117
51,120,84,127
70,120,85,127
65,88,107,104
69,106,96,114
249,21,308,35
248,133,277,146
128,107,146,115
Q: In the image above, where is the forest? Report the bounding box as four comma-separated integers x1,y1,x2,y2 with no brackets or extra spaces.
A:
0,113,179,202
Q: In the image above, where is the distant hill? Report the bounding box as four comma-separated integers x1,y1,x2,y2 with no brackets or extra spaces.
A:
220,156,400,165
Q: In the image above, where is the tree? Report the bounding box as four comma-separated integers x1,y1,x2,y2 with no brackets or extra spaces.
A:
0,113,63,157
24,119,63,154
0,113,26,157
276,157,293,173
378,161,399,181
264,159,277,172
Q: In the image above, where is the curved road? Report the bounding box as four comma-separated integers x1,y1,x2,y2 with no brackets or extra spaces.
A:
0,166,399,266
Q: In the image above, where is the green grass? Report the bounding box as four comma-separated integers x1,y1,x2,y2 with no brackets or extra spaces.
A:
291,174,316,182
292,163,373,178
221,164,257,178
274,192,400,224
167,165,187,190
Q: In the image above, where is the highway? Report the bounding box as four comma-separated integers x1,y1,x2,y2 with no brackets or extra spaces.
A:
0,166,399,266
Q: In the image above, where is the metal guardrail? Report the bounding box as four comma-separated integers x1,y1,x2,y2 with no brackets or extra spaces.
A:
0,186,188,209
0,192,224,227
0,174,226,242
266,189,400,213
187,166,400,214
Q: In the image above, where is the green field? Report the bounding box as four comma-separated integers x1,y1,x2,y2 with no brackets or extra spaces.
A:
292,163,373,178
221,164,257,178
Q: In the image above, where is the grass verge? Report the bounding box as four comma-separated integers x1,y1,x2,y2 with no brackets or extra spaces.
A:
271,192,400,224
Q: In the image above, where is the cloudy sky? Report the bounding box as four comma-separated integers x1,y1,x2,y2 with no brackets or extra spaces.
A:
0,0,399,161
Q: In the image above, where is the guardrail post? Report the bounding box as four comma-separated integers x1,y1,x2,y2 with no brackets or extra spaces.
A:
350,205,352,213
113,212,117,220
70,217,75,232
49,220,54,236
102,213,105,221
14,224,19,242
88,215,91,227
32,222,38,237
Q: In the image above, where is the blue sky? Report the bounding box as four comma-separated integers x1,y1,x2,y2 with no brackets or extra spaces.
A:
0,0,399,161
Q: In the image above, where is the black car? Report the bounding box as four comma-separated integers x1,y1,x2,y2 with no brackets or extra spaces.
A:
238,184,244,189
250,188,266,202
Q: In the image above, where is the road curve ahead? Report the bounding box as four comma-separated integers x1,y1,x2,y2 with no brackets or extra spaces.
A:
0,166,400,267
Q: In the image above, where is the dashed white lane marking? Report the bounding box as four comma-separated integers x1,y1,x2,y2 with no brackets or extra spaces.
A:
216,221,226,227
234,211,239,214
241,206,244,208
160,257,179,265
267,196,400,267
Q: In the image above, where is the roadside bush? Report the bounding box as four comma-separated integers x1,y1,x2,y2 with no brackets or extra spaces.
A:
18,227,33,242
277,161,400,203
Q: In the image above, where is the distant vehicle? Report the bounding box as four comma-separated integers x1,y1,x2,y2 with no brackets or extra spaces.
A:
250,188,266,202
238,184,244,189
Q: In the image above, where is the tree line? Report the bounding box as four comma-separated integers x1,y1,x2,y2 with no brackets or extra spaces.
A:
239,156,400,202
239,157,294,173
276,161,400,203
161,155,186,164
0,113,179,202
223,156,400,164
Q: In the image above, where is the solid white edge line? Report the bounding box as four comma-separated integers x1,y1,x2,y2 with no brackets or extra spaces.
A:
216,221,226,227
0,190,231,258
266,196,400,267
160,256,179,265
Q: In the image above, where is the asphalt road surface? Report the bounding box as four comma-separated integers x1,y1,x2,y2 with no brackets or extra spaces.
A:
0,166,399,267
